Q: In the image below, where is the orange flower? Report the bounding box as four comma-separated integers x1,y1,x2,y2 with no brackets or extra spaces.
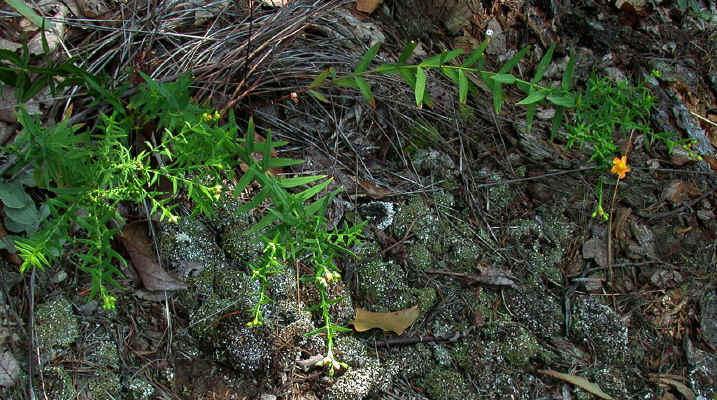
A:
611,155,631,179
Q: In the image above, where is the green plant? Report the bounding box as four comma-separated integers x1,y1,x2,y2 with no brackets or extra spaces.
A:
308,40,578,138
3,62,364,372
230,118,364,375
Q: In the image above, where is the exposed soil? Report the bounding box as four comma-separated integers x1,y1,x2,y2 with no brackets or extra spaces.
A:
1,0,716,399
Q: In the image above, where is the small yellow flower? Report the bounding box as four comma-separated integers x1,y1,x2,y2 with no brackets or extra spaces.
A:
611,155,631,179
102,295,117,310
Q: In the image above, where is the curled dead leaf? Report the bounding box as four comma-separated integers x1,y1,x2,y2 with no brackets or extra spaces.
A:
350,306,419,335
350,176,396,199
119,222,187,291
538,369,614,400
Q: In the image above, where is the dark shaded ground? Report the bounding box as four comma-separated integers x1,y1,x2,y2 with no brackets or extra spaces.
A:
0,0,716,399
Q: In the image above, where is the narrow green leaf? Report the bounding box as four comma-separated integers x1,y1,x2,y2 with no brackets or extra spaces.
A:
333,77,359,88
398,41,417,64
0,49,23,65
355,76,375,108
458,69,468,104
233,170,254,197
309,89,329,103
492,83,504,114
532,43,556,84
440,66,458,82
415,67,426,108
516,89,547,105
398,68,416,88
419,53,444,67
355,43,380,73
267,207,298,226
562,48,577,91
462,39,490,67
261,129,272,172
490,73,516,84
237,186,271,215
267,157,304,168
308,69,331,89
304,188,337,217
247,213,278,235
296,178,333,202
547,93,577,107
498,46,529,74
6,0,54,29
278,175,327,188
22,76,49,102
440,49,463,64
525,103,537,132
374,64,400,74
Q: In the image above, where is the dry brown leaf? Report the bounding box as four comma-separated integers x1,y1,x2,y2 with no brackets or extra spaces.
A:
662,180,701,206
261,0,291,6
350,176,396,199
356,0,381,13
119,222,187,291
538,369,614,400
350,306,419,335
649,375,696,400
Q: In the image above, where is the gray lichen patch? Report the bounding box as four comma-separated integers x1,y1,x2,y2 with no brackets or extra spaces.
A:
213,318,273,373
189,296,238,341
356,259,410,312
34,366,75,400
220,222,265,265
35,296,79,350
127,377,155,400
505,203,578,286
457,335,552,399
571,296,629,366
86,340,120,370
505,289,563,339
417,367,472,400
324,358,397,400
481,322,546,368
158,216,226,275
85,370,121,400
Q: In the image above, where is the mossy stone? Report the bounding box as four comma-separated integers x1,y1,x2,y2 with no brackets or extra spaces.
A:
571,297,629,366
86,370,121,400
417,367,472,400
35,296,79,349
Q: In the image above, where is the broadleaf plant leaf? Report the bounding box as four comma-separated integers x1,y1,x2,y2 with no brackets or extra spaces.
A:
458,69,468,104
355,76,375,108
398,41,417,64
532,43,556,84
6,0,55,29
415,67,426,108
355,43,380,73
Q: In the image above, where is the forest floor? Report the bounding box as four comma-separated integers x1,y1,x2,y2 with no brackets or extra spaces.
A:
0,0,716,399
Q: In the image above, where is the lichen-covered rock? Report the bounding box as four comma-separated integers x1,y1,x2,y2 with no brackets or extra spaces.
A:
127,377,155,400
158,216,226,275
220,222,265,264
505,289,563,339
481,322,546,368
571,297,629,366
417,367,472,400
35,366,75,400
86,370,121,400
35,296,79,350
356,259,409,312
214,317,273,373
324,358,395,400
